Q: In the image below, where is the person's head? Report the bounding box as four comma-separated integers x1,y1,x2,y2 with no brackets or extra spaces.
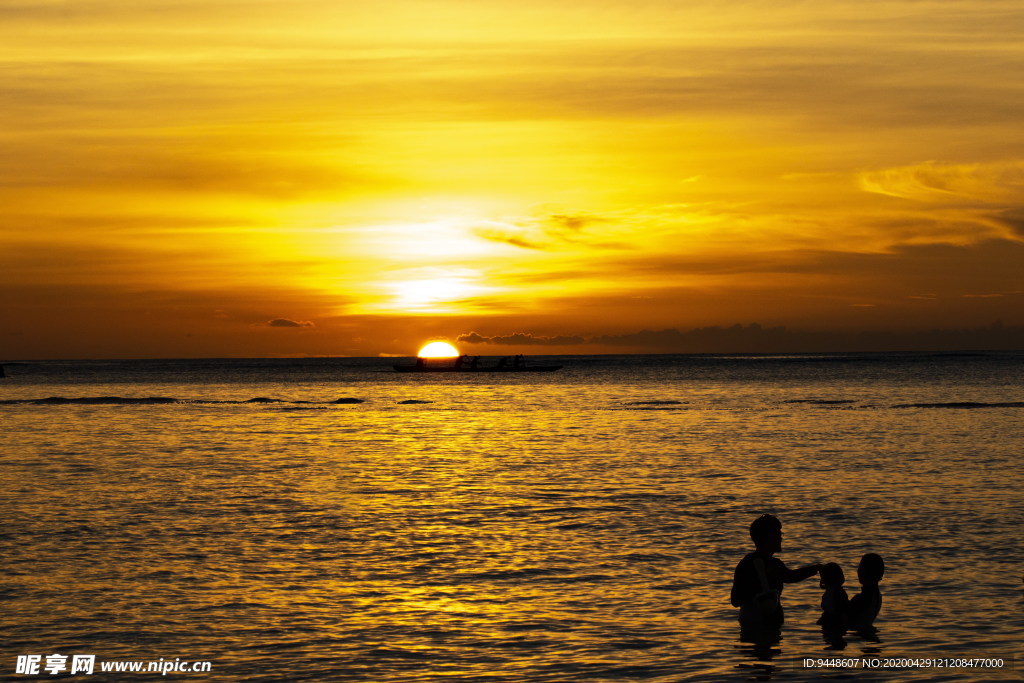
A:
749,514,782,554
819,562,845,588
857,553,885,586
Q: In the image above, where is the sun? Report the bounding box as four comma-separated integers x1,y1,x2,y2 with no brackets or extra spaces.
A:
417,341,460,358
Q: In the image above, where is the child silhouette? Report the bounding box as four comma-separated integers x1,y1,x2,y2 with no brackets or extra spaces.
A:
848,553,885,633
816,562,849,634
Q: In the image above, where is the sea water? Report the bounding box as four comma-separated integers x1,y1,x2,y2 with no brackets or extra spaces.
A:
1,353,1022,681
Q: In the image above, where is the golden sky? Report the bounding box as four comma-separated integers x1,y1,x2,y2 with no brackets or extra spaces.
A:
2,0,1023,357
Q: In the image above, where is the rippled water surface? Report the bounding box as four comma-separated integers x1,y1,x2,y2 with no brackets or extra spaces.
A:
2,354,1022,681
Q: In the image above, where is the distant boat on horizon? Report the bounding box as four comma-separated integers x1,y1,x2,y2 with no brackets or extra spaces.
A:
393,356,562,373
393,363,562,373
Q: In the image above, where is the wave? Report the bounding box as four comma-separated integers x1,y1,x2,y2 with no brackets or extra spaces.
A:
783,399,1024,409
893,401,1024,409
1,396,181,405
783,399,857,405
0,396,366,406
622,399,689,411
4,396,1023,410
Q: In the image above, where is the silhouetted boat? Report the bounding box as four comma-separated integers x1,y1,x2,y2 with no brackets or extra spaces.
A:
393,364,562,373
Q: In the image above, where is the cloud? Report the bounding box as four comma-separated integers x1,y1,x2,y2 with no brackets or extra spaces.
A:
985,208,1024,240
588,328,686,347
961,291,1023,299
460,322,1024,353
267,318,314,328
470,226,545,250
471,213,627,251
0,132,373,199
859,161,1024,205
458,325,788,350
590,324,791,349
543,213,603,239
458,331,585,345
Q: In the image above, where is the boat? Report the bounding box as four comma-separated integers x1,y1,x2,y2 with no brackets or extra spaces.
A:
393,364,562,373
395,362,565,374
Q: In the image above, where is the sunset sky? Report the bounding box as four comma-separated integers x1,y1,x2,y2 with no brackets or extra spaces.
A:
2,0,1023,358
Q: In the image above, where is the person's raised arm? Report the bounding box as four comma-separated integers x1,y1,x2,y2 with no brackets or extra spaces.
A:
782,562,822,583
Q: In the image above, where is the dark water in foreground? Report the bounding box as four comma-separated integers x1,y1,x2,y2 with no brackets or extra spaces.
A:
2,353,1022,681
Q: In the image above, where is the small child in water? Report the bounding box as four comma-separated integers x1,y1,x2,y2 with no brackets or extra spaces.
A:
816,562,849,633
848,553,885,632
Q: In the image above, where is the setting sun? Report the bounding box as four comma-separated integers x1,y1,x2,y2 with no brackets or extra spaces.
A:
417,341,460,358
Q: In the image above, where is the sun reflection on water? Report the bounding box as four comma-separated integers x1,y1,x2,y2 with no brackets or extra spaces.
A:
1,357,1022,680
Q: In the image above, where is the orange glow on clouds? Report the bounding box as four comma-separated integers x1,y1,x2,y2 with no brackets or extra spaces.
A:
1,1,1022,358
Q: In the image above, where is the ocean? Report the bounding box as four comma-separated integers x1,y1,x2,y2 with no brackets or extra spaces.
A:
2,353,1021,681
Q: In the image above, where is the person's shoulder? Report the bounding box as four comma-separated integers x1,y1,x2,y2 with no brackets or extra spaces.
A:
735,551,759,567
732,553,754,576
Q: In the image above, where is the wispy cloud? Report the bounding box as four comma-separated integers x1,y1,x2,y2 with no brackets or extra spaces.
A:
266,318,315,328
457,331,585,345
471,213,628,251
859,161,1024,205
